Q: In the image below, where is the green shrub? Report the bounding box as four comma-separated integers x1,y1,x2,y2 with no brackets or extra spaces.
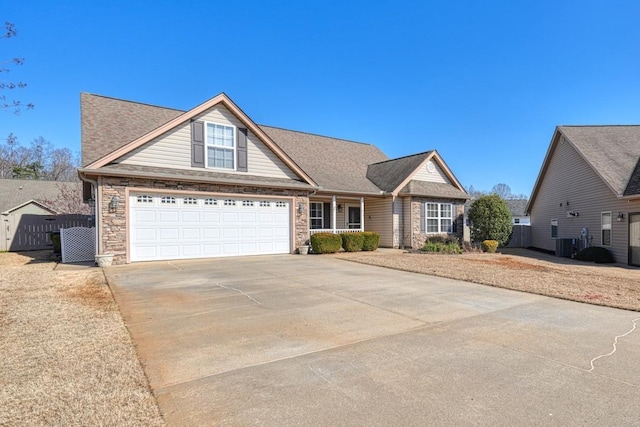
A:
50,232,61,255
481,240,499,253
361,232,380,251
468,195,513,245
575,246,615,263
341,232,365,252
310,233,342,254
421,236,462,254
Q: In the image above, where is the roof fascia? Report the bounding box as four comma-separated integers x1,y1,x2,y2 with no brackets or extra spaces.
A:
391,151,467,197
84,93,317,186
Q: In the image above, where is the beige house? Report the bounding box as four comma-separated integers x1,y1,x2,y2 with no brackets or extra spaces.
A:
79,92,468,265
526,126,640,266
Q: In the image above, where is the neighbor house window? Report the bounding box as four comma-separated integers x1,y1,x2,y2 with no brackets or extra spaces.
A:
551,219,558,238
425,202,452,233
206,123,235,170
601,212,612,246
310,202,324,229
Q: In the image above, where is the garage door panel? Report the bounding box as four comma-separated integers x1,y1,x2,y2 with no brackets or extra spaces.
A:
159,228,179,240
181,211,201,222
159,211,180,222
129,194,290,262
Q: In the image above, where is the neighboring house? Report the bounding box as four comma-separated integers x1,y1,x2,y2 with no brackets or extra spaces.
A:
79,92,468,265
0,179,87,251
506,199,530,225
526,126,640,266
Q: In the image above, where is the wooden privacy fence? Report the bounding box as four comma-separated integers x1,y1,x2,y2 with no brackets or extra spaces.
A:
1,214,92,252
506,224,531,248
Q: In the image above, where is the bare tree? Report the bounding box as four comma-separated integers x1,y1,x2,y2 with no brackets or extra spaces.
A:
0,134,80,180
1,22,33,114
491,183,512,199
39,182,91,214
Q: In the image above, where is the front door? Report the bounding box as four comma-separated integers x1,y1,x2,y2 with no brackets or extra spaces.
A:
629,213,640,266
348,206,361,229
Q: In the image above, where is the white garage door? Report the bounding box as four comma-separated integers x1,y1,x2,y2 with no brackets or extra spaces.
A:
129,193,290,262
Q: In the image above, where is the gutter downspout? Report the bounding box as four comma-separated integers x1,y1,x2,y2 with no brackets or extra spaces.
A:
78,172,101,256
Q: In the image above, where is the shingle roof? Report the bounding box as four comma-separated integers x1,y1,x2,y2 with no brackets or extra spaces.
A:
399,180,468,200
85,164,314,190
559,125,640,196
505,199,528,217
260,125,388,194
366,152,432,193
0,179,78,213
81,93,183,167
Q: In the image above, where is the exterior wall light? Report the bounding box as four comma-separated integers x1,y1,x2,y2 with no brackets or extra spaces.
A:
337,204,343,213
298,202,305,214
617,212,624,221
109,196,118,212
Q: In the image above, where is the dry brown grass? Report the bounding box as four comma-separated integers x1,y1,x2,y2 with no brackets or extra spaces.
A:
336,248,640,312
0,252,164,426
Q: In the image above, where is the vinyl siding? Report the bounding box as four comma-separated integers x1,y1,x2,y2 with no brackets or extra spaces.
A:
530,137,640,263
118,105,299,180
412,160,450,184
365,197,394,247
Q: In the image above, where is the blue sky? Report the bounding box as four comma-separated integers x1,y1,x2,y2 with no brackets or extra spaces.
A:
3,0,640,196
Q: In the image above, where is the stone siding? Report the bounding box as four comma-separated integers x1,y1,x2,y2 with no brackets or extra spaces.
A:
409,197,465,249
99,176,309,265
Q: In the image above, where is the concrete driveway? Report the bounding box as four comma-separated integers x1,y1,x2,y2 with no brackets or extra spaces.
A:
104,255,640,426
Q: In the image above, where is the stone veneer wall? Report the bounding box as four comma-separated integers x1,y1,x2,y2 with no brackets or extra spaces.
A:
409,197,465,249
99,176,309,265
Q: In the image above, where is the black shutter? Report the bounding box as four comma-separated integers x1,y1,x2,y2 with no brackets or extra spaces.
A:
237,127,248,172
191,121,205,168
323,203,331,229
420,203,425,233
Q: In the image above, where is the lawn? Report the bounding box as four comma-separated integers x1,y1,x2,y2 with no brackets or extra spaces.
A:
0,251,163,426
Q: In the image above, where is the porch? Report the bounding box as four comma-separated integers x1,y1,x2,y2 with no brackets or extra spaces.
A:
308,195,365,235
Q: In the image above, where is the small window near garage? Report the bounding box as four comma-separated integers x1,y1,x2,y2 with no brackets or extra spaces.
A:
204,198,217,206
224,199,236,206
601,212,612,246
183,197,197,205
514,218,520,224
136,195,153,204
242,200,254,207
310,202,323,229
161,196,176,204
275,201,287,208
259,201,270,207
551,219,558,238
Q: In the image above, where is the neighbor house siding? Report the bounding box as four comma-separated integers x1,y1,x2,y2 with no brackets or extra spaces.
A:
530,136,640,262
117,105,299,180
364,197,394,247
412,160,450,184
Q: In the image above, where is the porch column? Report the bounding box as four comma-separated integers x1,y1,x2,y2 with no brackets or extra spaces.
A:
360,197,365,231
332,195,337,233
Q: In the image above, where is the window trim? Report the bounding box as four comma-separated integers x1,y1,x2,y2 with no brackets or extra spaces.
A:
601,211,612,246
551,219,558,238
310,202,324,230
424,202,453,234
204,121,237,171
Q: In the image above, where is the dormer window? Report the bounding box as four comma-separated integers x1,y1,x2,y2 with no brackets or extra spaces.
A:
206,123,235,170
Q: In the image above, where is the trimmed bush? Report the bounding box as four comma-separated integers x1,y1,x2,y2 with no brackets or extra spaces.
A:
310,233,342,254
421,236,462,254
361,232,380,251
481,240,499,253
341,232,365,252
575,246,615,264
